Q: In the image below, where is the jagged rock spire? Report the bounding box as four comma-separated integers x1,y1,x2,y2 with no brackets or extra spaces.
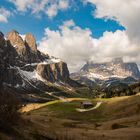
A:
25,33,37,53
6,30,28,61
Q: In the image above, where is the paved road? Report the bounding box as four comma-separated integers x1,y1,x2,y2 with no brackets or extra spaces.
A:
76,102,102,112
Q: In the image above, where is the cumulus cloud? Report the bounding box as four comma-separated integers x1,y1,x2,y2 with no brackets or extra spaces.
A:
0,7,11,23
91,30,140,65
38,20,140,72
8,0,33,11
38,20,95,71
85,0,140,44
37,0,140,72
8,0,69,18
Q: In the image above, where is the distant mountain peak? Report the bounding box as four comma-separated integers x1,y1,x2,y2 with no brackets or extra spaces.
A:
73,57,140,85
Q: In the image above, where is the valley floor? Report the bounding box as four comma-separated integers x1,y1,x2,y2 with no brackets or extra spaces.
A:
1,93,140,140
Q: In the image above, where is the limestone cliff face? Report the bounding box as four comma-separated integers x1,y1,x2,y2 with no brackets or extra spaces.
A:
0,30,70,91
6,30,49,65
6,30,28,60
81,58,140,79
25,33,37,53
36,61,69,82
71,58,140,87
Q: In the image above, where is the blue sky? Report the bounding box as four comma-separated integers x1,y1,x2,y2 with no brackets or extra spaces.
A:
0,0,124,41
0,0,139,71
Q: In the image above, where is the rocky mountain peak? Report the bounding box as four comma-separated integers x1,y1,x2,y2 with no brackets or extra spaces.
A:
25,33,37,53
6,30,24,47
0,30,71,92
6,30,27,58
77,57,140,83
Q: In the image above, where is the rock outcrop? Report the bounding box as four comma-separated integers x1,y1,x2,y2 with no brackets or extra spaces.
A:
6,30,49,64
0,30,70,92
80,58,140,79
25,33,37,53
37,61,69,82
7,30,28,61
71,58,140,88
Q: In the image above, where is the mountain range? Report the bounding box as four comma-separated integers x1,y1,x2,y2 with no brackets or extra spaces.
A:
0,30,81,102
71,57,140,85
1,30,140,100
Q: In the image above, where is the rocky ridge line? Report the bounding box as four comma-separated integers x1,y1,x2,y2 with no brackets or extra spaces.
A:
0,30,70,91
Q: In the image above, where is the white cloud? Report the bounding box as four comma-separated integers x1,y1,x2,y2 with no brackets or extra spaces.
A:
8,0,139,72
59,0,69,9
46,0,69,18
82,0,140,69
8,0,69,18
91,30,140,65
38,20,95,72
0,7,11,23
39,20,140,72
46,4,58,18
62,19,75,27
85,0,140,44
8,0,34,11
